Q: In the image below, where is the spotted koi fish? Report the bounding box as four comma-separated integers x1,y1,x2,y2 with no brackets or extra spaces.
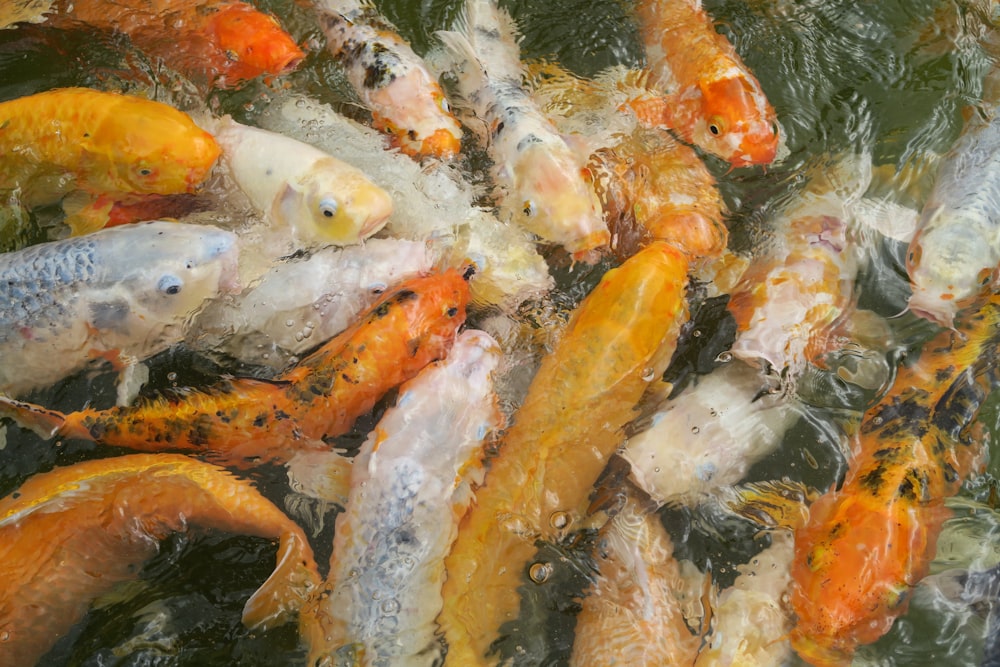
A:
631,0,779,167
301,329,504,667
789,294,999,666
311,0,463,159
0,87,220,235
49,0,304,89
0,453,321,667
435,0,610,259
438,241,690,665
0,269,469,466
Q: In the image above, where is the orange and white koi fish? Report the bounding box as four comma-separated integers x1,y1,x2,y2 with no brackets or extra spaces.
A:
569,487,701,667
906,108,1000,327
0,269,469,466
311,0,463,159
211,116,393,248
0,221,240,399
188,237,435,372
0,87,220,235
49,0,304,89
789,295,999,666
438,241,690,665
254,91,553,309
301,329,504,666
0,453,321,667
631,0,779,167
435,0,609,259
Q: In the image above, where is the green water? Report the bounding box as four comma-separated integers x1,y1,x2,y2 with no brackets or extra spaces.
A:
2,0,1000,664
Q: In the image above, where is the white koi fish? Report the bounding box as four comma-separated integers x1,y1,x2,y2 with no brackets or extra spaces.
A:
300,329,504,666
434,0,609,259
0,221,240,399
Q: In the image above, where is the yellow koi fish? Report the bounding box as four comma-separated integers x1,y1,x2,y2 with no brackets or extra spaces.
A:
438,241,690,665
0,453,321,667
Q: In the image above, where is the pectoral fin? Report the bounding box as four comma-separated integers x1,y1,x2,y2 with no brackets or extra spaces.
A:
241,531,321,631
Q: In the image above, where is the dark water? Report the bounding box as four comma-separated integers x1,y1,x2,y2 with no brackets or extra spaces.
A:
2,0,1000,664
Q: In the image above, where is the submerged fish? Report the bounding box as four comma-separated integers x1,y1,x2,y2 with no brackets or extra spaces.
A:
211,116,393,248
301,329,504,666
0,220,240,399
435,0,609,259
0,269,469,465
789,295,999,666
631,0,779,167
188,237,434,371
49,0,304,89
438,241,690,665
311,0,463,159
0,87,221,234
906,107,1000,327
0,453,321,667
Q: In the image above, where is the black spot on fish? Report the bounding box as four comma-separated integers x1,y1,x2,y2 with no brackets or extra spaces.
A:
860,463,887,494
515,133,544,152
341,373,359,384
252,413,268,428
373,302,392,318
275,409,291,421
362,42,397,90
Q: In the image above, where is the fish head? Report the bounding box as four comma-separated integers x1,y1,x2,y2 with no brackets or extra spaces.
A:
367,69,463,159
116,221,242,327
694,75,779,168
906,209,999,327
89,97,221,196
203,2,304,84
275,158,394,246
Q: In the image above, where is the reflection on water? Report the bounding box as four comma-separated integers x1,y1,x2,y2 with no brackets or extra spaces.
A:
2,0,1000,664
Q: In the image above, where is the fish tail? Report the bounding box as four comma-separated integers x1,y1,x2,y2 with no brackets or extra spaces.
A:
242,531,321,632
0,395,67,440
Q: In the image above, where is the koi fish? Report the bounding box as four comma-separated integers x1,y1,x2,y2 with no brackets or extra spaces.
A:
906,107,1000,327
438,241,690,665
569,486,701,667
188,237,434,372
789,294,999,666
631,0,780,167
0,453,321,667
211,116,393,249
49,0,304,89
0,220,240,399
301,329,504,666
435,0,610,259
0,269,469,465
253,91,553,309
0,87,220,235
311,0,463,159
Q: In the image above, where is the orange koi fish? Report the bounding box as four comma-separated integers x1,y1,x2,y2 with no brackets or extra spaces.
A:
569,485,700,667
49,0,304,89
0,453,321,667
312,0,463,159
438,241,690,665
631,0,779,167
0,87,220,235
0,269,469,466
789,295,999,666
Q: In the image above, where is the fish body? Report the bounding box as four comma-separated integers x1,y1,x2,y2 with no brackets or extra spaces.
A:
632,0,779,167
0,453,321,667
212,117,393,247
435,0,609,258
0,269,469,465
0,220,240,398
906,109,1000,327
312,0,463,159
569,489,700,667
789,296,1000,666
188,237,434,371
302,329,504,666
0,87,220,234
438,241,690,665
51,0,304,88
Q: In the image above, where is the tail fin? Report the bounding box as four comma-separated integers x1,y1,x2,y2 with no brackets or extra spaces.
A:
0,395,66,440
242,531,321,632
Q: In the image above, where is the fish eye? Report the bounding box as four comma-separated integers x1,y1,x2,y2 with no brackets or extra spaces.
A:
135,165,155,178
708,116,727,137
438,96,451,113
157,275,183,296
523,200,536,217
319,197,339,219
907,244,922,267
978,268,993,288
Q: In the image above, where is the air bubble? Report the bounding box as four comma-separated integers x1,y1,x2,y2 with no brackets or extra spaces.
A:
529,562,553,584
549,511,570,530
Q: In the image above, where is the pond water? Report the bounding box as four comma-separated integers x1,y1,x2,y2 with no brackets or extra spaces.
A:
3,0,1000,665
